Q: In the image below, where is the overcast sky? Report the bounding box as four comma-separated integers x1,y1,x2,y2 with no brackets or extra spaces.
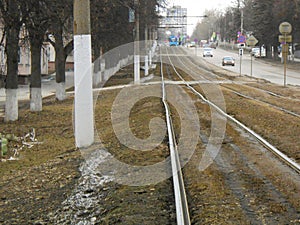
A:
169,0,234,35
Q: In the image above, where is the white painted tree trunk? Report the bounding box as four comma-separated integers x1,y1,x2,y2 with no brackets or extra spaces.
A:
5,89,18,122
30,88,42,111
134,55,140,84
56,82,66,101
149,50,152,67
144,55,149,76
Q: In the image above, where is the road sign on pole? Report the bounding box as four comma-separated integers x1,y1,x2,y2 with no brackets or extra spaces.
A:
246,35,258,47
279,22,292,34
237,35,246,43
279,22,292,87
279,35,292,43
246,35,258,77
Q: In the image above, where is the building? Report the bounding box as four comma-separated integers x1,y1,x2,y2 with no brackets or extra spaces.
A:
0,23,50,85
166,6,187,36
158,6,187,44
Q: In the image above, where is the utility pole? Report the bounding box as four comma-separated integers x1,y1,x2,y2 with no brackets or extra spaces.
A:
240,8,244,35
134,0,140,84
239,5,244,77
73,0,94,147
144,23,149,76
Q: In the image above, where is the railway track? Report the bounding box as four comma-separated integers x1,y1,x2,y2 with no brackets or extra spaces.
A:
78,46,300,223
1,44,299,224
158,45,300,223
161,45,300,173
166,46,300,118
160,48,191,225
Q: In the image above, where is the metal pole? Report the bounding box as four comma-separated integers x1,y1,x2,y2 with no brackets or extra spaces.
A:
284,33,287,87
239,49,242,76
284,45,287,87
240,9,244,35
240,5,244,78
73,0,94,147
240,54,242,76
250,54,253,76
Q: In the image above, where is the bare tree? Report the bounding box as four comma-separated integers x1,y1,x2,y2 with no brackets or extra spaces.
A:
0,0,24,121
22,1,50,111
45,0,73,101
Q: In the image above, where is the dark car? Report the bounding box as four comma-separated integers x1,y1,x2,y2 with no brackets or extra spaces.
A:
222,56,235,66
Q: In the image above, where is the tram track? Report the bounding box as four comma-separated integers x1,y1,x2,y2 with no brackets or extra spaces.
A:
159,45,300,223
159,48,191,225
1,44,299,224
161,45,300,173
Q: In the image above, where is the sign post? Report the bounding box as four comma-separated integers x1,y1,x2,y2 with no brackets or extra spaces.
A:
279,22,292,87
237,34,246,77
246,35,258,76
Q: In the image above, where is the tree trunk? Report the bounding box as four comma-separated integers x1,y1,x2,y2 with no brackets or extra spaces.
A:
4,26,20,121
30,42,42,111
265,45,272,59
92,40,101,87
273,45,279,60
54,31,66,101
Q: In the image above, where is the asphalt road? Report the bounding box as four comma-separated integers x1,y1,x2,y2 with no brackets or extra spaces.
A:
189,47,300,86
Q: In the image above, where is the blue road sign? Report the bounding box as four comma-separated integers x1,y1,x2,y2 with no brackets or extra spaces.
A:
238,35,246,43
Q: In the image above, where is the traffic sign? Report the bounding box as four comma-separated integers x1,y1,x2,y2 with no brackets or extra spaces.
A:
279,22,292,34
278,35,292,43
246,35,258,46
278,22,292,87
238,35,246,43
239,48,243,56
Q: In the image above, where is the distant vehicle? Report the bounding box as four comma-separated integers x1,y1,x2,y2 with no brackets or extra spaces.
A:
203,47,213,57
169,35,179,46
200,40,208,47
251,47,259,56
251,47,266,58
222,56,235,66
209,42,217,49
189,41,196,47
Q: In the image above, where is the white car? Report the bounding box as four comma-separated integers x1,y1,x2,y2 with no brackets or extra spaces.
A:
203,47,213,57
251,47,266,58
188,41,196,47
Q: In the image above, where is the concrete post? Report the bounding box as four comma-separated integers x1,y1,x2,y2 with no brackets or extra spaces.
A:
74,0,94,147
134,0,140,84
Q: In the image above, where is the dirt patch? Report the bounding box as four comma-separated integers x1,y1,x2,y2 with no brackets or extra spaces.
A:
0,96,82,224
0,65,177,224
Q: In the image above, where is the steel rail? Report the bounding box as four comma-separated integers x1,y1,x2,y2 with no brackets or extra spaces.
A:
163,46,300,174
223,86,300,118
159,48,191,225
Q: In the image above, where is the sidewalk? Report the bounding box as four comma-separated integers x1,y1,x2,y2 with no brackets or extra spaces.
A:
0,72,74,117
0,72,74,104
